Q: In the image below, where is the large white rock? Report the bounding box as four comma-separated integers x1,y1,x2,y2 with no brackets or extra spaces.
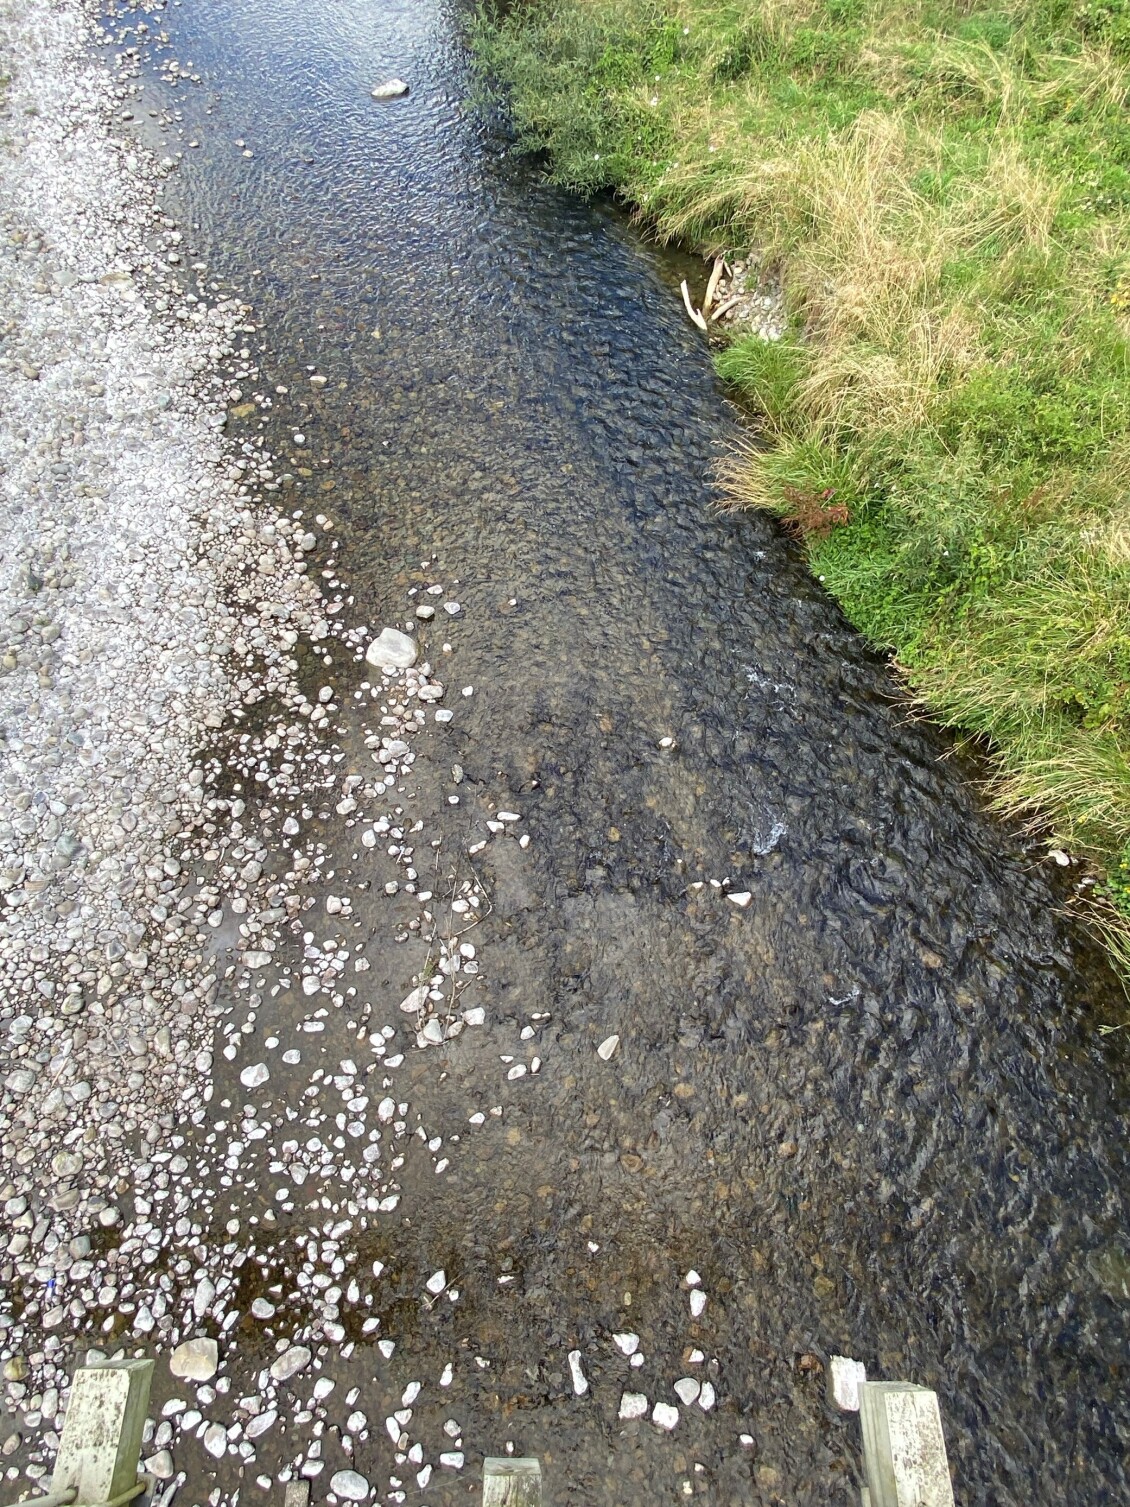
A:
371,79,409,99
365,627,417,669
270,1344,312,1382
169,1337,218,1381
330,1471,370,1501
618,1392,648,1421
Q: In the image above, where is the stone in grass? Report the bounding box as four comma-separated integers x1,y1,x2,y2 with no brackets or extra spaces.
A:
169,1337,218,1382
365,626,417,669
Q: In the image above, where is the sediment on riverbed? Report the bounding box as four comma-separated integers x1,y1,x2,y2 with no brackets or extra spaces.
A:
0,0,360,1332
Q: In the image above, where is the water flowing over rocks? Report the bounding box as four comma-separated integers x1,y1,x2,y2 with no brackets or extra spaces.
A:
0,0,1126,1503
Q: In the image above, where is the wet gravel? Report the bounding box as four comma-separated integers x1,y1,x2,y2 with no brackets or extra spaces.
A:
0,0,1128,1504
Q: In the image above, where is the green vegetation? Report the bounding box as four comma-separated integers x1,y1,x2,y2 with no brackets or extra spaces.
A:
470,0,1130,977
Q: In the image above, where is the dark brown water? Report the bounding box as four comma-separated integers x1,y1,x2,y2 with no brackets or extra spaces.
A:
100,0,1130,1500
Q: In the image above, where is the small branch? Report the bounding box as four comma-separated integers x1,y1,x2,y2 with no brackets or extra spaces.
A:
680,279,708,332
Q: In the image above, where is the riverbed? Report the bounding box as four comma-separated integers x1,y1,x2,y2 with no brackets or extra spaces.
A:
1,0,1128,1502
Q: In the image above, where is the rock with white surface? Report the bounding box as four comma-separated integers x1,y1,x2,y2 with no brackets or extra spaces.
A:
365,626,417,669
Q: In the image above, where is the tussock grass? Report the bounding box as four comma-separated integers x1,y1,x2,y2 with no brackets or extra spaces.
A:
470,0,1130,978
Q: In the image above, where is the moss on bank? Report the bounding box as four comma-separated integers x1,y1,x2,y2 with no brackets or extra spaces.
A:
470,0,1130,979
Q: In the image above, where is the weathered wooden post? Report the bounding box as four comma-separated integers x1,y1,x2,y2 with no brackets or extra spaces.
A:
482,1457,542,1506
859,1381,954,1507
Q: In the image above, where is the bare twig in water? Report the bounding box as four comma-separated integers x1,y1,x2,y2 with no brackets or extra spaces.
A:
680,279,708,332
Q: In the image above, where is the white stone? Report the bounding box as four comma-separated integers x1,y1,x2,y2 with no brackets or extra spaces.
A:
727,891,752,908
613,1332,639,1356
674,1378,700,1405
425,1270,447,1295
618,1393,648,1421
567,1349,588,1396
371,79,409,99
596,1034,619,1061
829,1355,867,1413
399,985,428,1014
652,1402,679,1432
247,1411,277,1439
689,1289,707,1319
270,1345,312,1382
144,1451,174,1480
698,1382,716,1411
169,1337,218,1381
239,1062,269,1089
365,627,417,668
330,1471,370,1501
203,1424,227,1459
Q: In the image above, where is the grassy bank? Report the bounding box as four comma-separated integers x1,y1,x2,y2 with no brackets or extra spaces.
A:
471,0,1130,975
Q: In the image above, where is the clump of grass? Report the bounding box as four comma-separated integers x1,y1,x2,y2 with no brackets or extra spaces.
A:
470,0,1130,982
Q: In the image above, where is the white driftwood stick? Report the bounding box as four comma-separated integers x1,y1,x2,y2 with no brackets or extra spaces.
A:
703,255,725,313
680,279,708,332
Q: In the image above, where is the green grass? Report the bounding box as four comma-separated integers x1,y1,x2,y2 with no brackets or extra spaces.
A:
470,0,1130,980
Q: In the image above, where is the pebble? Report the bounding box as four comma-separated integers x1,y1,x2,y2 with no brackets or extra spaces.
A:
371,79,409,98
597,1034,620,1061
689,1290,707,1319
652,1402,680,1431
239,1062,269,1088
674,1378,700,1405
270,1345,312,1382
613,1332,640,1356
727,891,752,909
567,1349,588,1396
619,1393,648,1420
203,1424,228,1459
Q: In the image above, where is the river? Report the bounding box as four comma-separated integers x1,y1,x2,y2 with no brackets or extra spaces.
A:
100,0,1130,1499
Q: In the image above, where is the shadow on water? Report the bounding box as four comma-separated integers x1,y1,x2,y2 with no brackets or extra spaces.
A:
108,0,1130,1499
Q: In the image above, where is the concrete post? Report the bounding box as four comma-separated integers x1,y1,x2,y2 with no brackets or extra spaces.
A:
482,1457,542,1506
859,1382,954,1507
50,1359,154,1507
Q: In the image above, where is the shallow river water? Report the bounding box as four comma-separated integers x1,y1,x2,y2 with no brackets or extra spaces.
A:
103,0,1130,1500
